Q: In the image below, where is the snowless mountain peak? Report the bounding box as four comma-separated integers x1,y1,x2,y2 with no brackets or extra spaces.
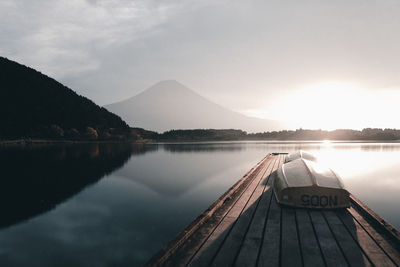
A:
105,80,284,133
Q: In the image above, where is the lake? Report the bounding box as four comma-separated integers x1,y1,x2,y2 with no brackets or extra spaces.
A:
0,141,399,266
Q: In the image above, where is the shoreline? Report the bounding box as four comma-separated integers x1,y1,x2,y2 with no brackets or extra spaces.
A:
1,138,400,145
157,139,400,143
0,139,154,145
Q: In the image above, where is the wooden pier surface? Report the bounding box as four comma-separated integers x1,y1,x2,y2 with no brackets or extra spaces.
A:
146,154,400,267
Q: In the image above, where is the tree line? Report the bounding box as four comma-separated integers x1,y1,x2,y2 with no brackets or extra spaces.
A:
150,128,400,141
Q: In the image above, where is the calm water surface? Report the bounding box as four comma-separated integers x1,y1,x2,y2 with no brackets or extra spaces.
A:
0,142,399,266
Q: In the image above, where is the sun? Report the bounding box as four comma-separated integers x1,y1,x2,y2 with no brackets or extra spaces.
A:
286,81,363,130
322,140,332,145
250,81,400,130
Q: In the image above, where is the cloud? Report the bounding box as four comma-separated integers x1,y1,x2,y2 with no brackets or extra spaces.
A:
0,0,212,78
1,0,400,112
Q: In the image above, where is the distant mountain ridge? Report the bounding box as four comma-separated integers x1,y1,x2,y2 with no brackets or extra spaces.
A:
0,57,129,139
105,80,283,133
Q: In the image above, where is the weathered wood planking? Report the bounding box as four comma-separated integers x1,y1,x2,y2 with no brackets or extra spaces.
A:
295,209,325,267
146,154,400,267
188,156,278,267
234,156,282,267
151,154,274,267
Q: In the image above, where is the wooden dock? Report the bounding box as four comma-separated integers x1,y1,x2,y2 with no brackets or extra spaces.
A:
146,153,400,267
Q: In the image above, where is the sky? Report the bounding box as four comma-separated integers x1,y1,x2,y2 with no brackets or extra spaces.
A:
1,0,400,130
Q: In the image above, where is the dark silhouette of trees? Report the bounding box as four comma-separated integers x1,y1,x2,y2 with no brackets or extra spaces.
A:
155,128,400,141
159,129,247,141
0,57,130,140
84,127,99,140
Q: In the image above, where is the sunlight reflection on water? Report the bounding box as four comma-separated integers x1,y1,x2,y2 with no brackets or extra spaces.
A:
0,142,399,267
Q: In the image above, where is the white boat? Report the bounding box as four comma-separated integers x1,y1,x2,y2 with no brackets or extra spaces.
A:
274,157,350,209
285,150,317,163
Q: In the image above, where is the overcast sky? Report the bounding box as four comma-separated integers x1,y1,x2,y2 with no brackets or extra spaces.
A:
1,0,400,129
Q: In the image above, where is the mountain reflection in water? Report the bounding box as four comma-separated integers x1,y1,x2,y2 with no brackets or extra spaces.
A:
0,142,267,267
0,143,148,229
0,142,399,267
0,142,258,231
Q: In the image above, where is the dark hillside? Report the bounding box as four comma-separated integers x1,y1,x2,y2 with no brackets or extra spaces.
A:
0,57,129,139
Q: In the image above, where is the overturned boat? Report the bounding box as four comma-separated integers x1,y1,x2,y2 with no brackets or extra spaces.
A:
285,150,317,163
274,157,350,209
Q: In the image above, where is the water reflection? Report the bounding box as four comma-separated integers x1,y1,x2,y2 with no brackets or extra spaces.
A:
162,143,247,153
0,142,399,267
0,143,151,229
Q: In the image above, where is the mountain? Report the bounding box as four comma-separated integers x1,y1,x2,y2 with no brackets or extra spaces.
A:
105,80,284,133
0,57,129,139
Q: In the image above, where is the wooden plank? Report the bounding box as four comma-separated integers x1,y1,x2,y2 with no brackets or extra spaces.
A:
148,153,400,267
163,214,223,267
224,158,274,220
257,156,285,267
323,210,372,267
210,156,280,266
149,155,272,267
233,155,282,267
351,194,400,242
281,207,303,267
336,209,396,267
186,216,236,267
167,157,271,267
348,207,400,266
309,210,348,266
188,156,276,267
231,176,275,267
295,209,325,267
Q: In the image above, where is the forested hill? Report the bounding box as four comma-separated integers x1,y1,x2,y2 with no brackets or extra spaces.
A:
0,57,131,140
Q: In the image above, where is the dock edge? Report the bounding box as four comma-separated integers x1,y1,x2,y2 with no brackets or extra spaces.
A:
144,154,271,267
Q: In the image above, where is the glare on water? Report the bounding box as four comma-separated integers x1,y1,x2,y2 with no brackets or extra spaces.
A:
0,142,399,267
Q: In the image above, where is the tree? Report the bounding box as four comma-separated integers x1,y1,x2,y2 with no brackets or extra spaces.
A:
49,124,64,138
85,127,98,140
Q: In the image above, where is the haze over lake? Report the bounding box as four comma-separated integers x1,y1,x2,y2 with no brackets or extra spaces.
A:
0,142,399,267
